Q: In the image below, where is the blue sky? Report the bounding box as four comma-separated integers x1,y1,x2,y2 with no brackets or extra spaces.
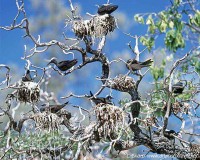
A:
0,0,179,115
0,0,174,102
0,0,171,65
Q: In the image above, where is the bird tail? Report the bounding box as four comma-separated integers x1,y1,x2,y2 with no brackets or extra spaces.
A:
141,59,153,66
69,59,78,67
89,91,93,97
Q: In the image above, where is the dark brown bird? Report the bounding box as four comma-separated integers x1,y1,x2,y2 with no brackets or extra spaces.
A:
88,91,113,105
40,101,69,113
154,129,178,140
172,82,185,94
97,4,118,15
47,57,78,72
22,70,33,82
126,59,153,72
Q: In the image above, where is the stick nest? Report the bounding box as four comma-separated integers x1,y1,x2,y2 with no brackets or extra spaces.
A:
72,15,116,38
32,112,64,131
16,81,40,103
106,74,136,92
94,104,125,140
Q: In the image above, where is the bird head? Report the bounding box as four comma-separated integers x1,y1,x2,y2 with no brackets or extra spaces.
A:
64,101,70,105
179,80,187,87
47,57,57,66
106,95,113,100
127,59,138,64
26,70,30,74
127,59,132,64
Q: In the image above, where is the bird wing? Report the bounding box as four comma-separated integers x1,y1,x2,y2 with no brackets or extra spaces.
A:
49,101,69,113
130,59,140,65
58,59,77,71
97,5,118,15
140,59,153,67
173,82,184,88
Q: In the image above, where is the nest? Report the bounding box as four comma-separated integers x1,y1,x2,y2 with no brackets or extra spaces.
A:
33,112,63,131
17,81,40,103
72,15,116,38
72,20,91,38
106,74,136,92
94,104,125,140
172,102,190,115
90,14,116,37
190,144,200,159
57,108,72,120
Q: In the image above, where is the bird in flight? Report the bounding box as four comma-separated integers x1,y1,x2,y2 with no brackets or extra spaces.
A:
97,4,118,15
40,101,69,113
126,58,153,72
47,57,78,72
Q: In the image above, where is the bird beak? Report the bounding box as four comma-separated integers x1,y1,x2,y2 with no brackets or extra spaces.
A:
65,101,70,105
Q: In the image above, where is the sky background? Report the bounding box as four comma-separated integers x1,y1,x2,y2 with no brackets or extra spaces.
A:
0,0,174,101
0,0,171,65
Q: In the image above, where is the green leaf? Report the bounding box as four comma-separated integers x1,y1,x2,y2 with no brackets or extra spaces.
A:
162,59,166,66
134,14,139,21
158,11,168,21
181,64,189,73
159,20,168,33
169,21,174,29
189,10,200,27
146,15,154,25
194,61,200,73
174,0,182,5
134,14,144,24
165,29,185,52
140,36,154,51
150,66,164,81
148,24,157,34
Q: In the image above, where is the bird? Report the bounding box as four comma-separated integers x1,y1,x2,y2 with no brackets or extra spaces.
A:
154,129,178,140
126,58,153,72
88,91,113,105
97,4,118,15
22,70,33,82
47,57,78,72
164,129,178,140
40,101,69,113
172,82,185,94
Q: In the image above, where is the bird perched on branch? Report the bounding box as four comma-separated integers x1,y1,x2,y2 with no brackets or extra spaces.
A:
88,91,113,105
172,82,185,94
47,57,78,72
97,4,118,15
40,101,69,113
154,129,178,140
126,59,153,72
22,70,33,82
